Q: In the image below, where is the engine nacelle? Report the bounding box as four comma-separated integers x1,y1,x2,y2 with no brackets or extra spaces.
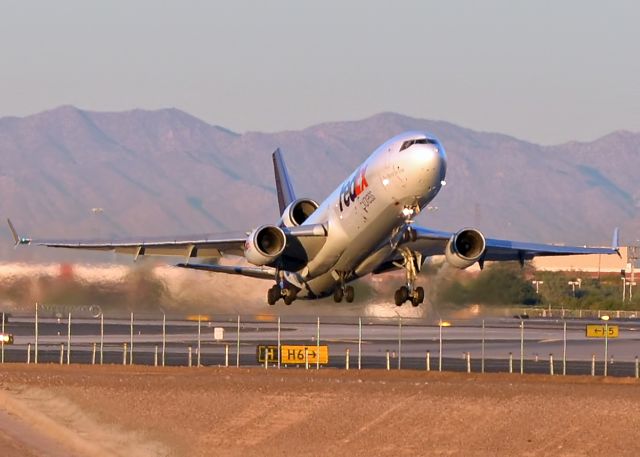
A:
444,228,486,269
244,225,286,266
279,198,319,228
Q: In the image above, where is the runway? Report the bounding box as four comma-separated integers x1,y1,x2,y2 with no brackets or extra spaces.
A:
3,314,640,377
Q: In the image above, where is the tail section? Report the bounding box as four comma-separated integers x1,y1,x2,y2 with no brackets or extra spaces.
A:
272,148,296,214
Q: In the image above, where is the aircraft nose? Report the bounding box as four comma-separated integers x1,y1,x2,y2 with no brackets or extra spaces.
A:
416,143,446,178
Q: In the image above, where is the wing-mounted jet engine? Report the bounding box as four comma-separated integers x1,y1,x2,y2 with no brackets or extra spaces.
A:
444,228,486,269
244,225,286,266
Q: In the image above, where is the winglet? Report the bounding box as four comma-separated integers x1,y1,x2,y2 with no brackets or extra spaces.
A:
612,227,620,255
7,219,30,246
272,148,296,214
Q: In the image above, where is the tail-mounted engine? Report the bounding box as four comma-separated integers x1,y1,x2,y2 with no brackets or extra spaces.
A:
279,198,319,228
445,228,486,269
245,225,286,266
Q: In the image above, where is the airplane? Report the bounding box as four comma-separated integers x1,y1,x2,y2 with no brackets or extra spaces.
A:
7,131,620,306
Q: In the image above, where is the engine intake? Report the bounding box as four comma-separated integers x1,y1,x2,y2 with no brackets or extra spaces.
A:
279,198,319,227
244,225,286,266
445,228,486,269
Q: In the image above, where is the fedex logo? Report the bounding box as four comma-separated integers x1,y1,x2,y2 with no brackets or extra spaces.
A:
339,166,368,212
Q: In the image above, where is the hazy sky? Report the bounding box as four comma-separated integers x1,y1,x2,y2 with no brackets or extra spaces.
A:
1,0,638,144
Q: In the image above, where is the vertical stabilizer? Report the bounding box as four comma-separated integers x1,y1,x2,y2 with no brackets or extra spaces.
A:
272,148,296,213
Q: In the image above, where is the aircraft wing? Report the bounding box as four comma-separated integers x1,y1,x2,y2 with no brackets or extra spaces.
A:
7,218,327,265
8,218,247,259
413,226,618,259
373,225,619,273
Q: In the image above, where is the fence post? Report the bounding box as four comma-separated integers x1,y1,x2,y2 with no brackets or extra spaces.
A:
27,343,31,364
316,317,320,371
129,312,134,365
154,345,158,367
509,352,513,373
358,317,362,370
466,352,471,373
34,302,38,364
426,350,431,372
397,317,402,370
635,357,639,379
562,321,567,376
345,348,350,370
197,316,202,367
92,343,96,365
123,343,127,365
305,347,309,370
1,312,4,364
438,321,443,372
591,354,595,376
520,321,524,374
67,312,71,365
264,349,268,369
188,346,192,367
549,354,554,375
277,316,281,370
236,315,240,368
386,350,390,370
162,313,166,367
481,320,485,374
225,344,229,367
59,343,64,365
100,313,104,365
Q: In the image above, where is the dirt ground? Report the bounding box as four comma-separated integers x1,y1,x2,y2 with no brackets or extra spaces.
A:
1,365,640,457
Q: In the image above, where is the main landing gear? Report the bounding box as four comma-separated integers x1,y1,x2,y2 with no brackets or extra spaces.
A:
333,272,355,303
393,248,425,307
267,283,298,305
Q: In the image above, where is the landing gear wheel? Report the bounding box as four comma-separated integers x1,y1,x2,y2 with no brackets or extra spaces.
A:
333,287,344,303
394,289,404,306
345,286,355,303
411,296,421,307
416,286,425,304
399,286,409,302
267,285,281,305
394,286,409,306
283,287,297,305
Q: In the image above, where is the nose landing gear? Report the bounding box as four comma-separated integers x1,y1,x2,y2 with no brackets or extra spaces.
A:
393,248,426,307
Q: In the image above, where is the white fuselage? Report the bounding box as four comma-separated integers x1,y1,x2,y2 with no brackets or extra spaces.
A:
285,131,447,298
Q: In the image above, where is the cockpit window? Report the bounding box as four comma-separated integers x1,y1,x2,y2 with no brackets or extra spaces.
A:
399,138,438,151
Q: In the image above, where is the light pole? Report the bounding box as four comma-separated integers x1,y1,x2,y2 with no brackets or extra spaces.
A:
532,280,544,295
601,315,610,376
568,280,580,298
531,279,544,304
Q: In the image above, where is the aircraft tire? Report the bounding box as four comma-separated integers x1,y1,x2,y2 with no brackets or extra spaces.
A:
416,286,425,304
333,288,344,303
345,286,355,303
394,289,404,306
267,286,280,305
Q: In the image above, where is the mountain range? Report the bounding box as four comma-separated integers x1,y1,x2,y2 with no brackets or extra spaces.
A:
1,106,638,261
